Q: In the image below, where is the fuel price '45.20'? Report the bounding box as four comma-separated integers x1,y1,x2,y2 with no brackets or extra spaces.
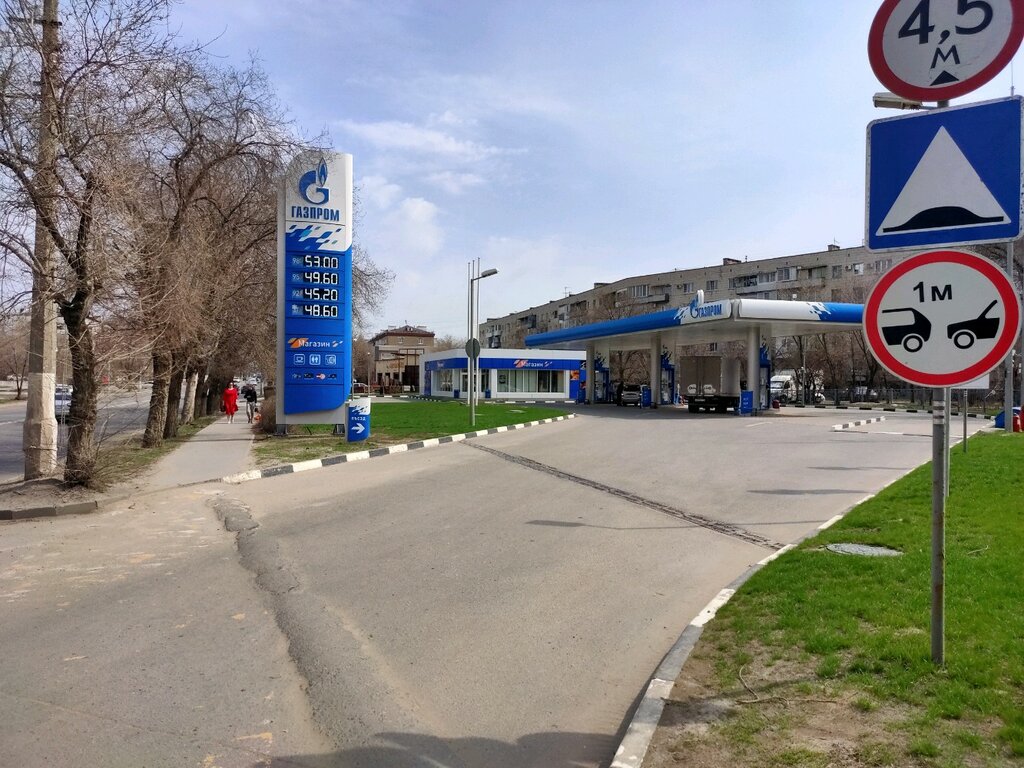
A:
299,287,338,301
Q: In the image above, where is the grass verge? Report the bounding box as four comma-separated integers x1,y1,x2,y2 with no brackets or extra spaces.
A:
648,431,1024,768
252,400,568,466
91,416,219,488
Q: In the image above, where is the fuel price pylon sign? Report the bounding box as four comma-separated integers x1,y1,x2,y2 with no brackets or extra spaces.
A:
863,249,1021,387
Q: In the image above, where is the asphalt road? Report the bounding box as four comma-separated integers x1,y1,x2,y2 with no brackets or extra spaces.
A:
0,407,987,767
0,385,153,484
223,407,979,767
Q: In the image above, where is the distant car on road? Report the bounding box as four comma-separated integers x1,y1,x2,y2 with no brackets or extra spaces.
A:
55,385,72,422
618,384,642,406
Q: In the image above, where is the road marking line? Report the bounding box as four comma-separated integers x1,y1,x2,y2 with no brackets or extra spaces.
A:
818,514,843,531
690,589,736,627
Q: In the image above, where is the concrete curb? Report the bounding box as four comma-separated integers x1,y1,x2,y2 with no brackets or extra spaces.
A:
2,414,578,520
790,403,994,419
832,416,886,431
222,414,577,484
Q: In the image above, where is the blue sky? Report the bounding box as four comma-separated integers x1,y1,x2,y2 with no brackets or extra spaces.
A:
172,1,1019,337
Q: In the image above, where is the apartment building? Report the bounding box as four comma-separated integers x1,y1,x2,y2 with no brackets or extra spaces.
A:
482,242,1015,348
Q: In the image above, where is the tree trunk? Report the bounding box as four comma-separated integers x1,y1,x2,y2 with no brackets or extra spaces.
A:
163,351,185,439
143,349,172,447
180,369,198,424
195,371,212,418
61,302,98,486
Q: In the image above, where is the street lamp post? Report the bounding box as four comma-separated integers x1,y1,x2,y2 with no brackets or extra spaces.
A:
467,260,498,427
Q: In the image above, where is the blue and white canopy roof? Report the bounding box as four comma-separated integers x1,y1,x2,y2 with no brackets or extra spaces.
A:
525,298,863,350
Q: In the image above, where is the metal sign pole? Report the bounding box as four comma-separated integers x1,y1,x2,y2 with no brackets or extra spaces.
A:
944,387,951,498
963,389,968,453
931,389,946,665
1007,241,1016,433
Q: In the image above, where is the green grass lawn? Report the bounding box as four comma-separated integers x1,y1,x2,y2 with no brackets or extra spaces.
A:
655,432,1024,767
253,400,569,466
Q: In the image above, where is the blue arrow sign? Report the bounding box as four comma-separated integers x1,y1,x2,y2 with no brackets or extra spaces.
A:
866,96,1023,252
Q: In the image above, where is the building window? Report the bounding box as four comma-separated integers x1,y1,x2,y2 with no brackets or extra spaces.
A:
706,279,718,291
630,284,650,299
437,369,453,392
496,368,564,393
832,265,843,279
758,271,776,283
729,274,758,289
681,282,694,293
874,258,892,272
778,266,798,281
852,263,864,275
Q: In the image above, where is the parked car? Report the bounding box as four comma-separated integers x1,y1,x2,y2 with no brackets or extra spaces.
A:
54,385,72,422
618,383,643,406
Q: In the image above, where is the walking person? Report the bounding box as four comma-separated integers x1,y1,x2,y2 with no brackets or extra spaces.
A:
221,382,239,424
241,382,258,423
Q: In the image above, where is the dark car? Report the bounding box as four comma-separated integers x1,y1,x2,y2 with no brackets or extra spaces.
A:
618,383,642,406
947,300,1000,350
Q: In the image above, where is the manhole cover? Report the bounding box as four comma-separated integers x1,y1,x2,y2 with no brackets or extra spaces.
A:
826,543,902,557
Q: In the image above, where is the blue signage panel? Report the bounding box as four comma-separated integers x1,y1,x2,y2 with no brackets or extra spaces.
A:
346,399,370,442
279,152,353,416
867,97,1023,252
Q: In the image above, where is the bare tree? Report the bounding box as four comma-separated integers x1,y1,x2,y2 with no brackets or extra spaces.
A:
0,0,186,484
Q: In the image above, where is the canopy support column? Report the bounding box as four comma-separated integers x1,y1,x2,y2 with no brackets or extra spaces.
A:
649,334,661,408
585,344,595,403
747,325,761,415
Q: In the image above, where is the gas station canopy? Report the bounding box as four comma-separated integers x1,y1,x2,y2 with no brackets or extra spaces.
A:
525,299,864,351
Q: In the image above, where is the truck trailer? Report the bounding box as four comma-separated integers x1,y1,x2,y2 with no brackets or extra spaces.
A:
680,356,741,413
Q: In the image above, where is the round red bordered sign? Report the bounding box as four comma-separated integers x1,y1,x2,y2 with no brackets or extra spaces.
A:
864,250,1022,387
869,0,1024,102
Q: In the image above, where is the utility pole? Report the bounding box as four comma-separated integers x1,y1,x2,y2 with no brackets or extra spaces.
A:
22,0,60,478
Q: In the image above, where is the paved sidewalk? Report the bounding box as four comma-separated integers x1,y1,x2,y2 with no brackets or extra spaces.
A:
139,415,256,491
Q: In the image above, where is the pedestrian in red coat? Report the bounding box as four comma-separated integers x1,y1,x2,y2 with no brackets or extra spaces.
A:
221,383,239,423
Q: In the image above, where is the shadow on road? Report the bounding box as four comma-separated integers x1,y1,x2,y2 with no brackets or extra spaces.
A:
254,728,616,768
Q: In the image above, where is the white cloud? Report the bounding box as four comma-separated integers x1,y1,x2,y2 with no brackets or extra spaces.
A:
424,171,485,195
375,197,445,261
338,119,511,163
359,175,402,210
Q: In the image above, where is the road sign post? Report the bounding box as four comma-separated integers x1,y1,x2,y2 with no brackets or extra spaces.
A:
863,249,1022,664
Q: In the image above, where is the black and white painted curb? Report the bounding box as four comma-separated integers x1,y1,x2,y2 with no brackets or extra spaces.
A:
790,403,994,418
831,415,886,431
221,414,577,484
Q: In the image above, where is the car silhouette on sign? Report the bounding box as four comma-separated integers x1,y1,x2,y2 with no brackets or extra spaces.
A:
946,300,1000,350
881,307,931,352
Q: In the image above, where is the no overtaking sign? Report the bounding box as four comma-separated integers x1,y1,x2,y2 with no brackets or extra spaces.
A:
863,250,1021,386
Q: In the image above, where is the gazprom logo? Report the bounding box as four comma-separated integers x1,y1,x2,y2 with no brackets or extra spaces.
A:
292,156,342,222
299,158,330,205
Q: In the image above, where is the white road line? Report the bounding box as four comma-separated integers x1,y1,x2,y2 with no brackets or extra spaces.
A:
689,588,736,628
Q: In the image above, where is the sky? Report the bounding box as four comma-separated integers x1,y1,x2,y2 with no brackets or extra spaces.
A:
172,1,1020,338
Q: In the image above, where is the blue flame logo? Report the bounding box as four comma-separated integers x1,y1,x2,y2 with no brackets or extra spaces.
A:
299,157,330,205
